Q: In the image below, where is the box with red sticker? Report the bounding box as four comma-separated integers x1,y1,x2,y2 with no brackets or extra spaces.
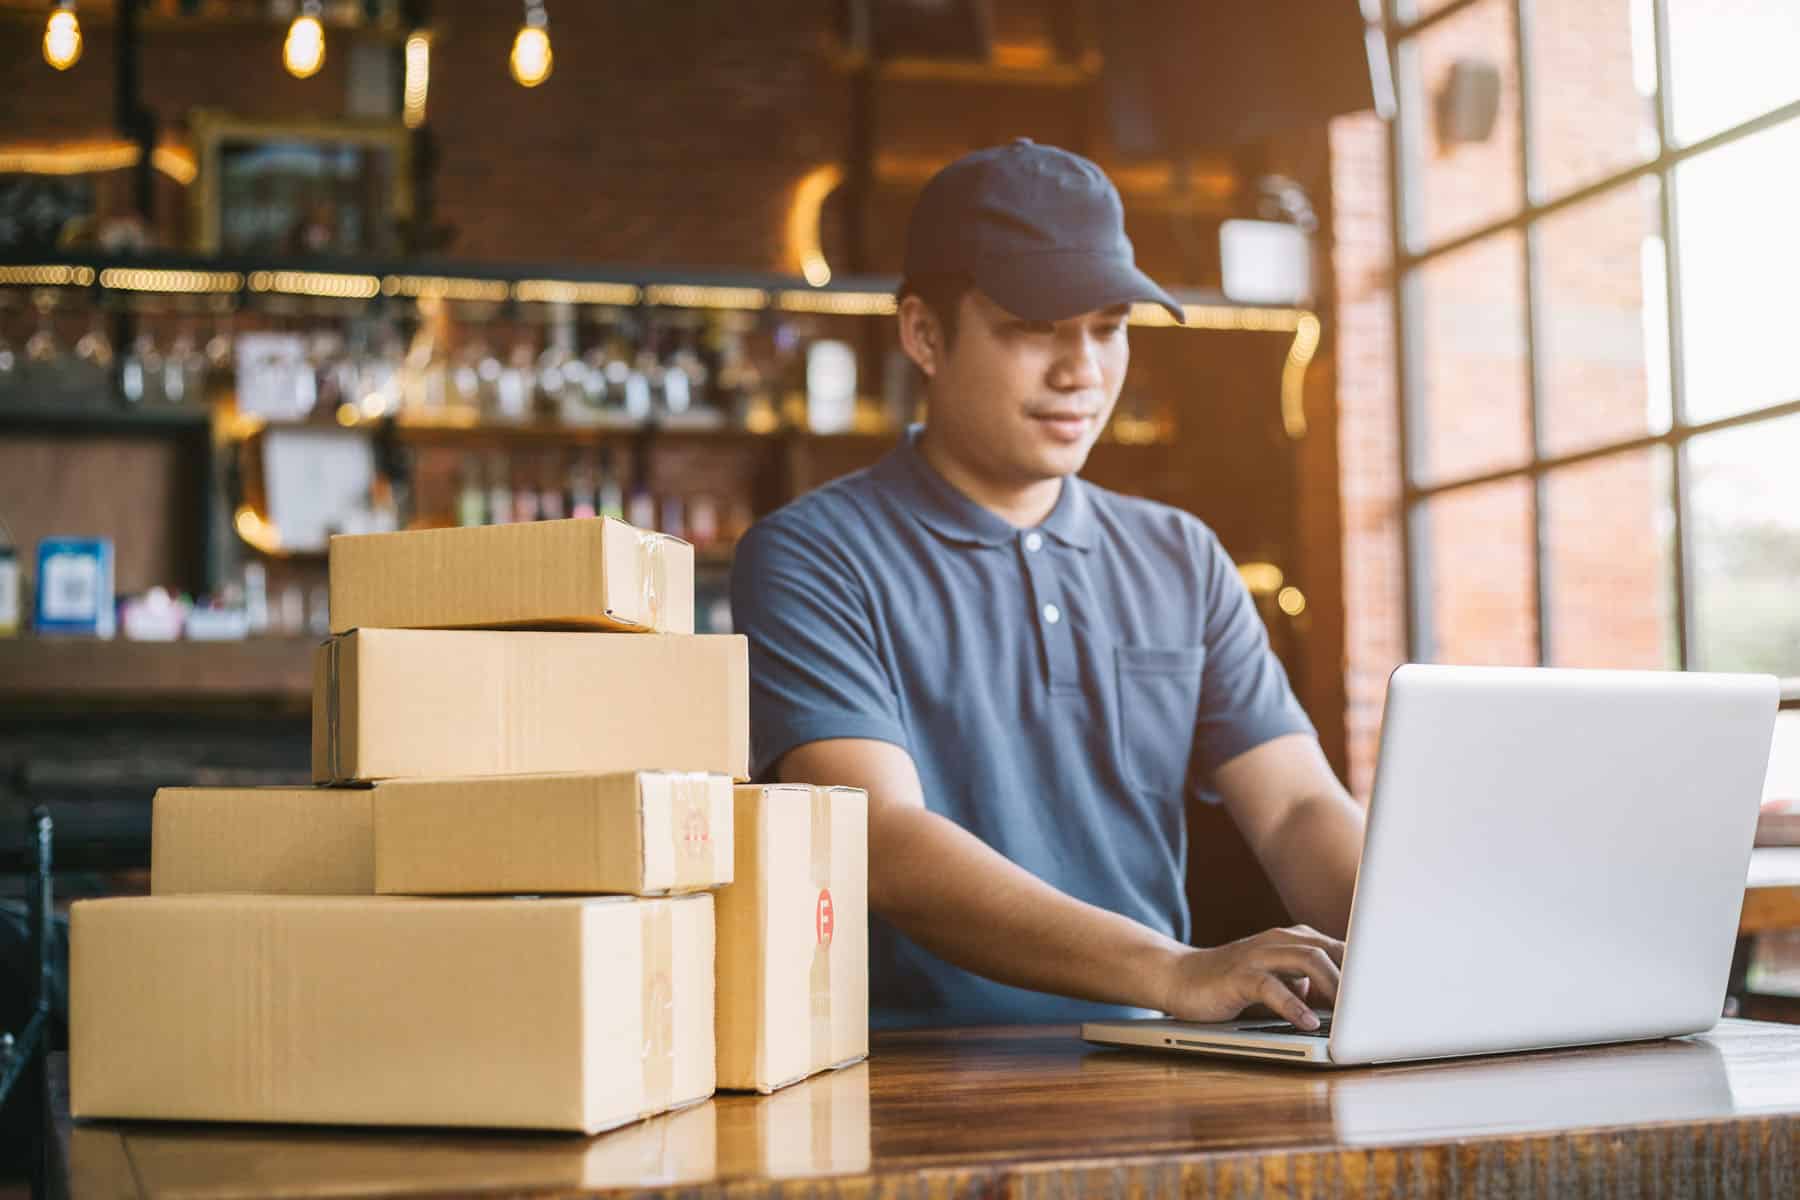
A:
717,784,868,1093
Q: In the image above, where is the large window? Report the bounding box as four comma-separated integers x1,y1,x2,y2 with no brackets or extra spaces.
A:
1387,0,1800,675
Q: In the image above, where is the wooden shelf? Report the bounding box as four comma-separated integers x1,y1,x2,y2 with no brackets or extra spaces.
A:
0,399,211,435
0,637,315,711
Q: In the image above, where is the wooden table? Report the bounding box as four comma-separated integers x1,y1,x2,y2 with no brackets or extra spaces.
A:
56,1020,1800,1198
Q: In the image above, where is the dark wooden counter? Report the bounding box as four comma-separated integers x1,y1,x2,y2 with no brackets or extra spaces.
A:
58,1019,1800,1198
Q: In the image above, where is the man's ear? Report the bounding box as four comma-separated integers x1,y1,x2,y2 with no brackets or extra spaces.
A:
896,295,942,379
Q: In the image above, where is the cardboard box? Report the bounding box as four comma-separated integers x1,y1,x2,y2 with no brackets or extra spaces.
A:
717,784,868,1093
71,893,714,1133
328,516,695,635
311,628,748,784
151,773,734,898
151,786,373,896
375,771,734,896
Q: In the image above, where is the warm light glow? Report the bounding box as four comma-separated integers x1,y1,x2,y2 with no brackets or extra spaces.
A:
643,284,768,311
43,7,81,71
0,265,93,287
1237,562,1285,596
404,33,430,128
1281,311,1322,440
284,12,326,80
249,270,380,299
336,403,360,427
1277,586,1308,617
789,165,843,288
234,507,283,555
382,274,508,302
776,290,896,316
0,139,196,184
514,280,641,305
509,16,553,88
99,268,242,294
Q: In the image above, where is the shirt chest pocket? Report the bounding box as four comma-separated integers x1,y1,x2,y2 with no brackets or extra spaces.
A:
1114,645,1205,796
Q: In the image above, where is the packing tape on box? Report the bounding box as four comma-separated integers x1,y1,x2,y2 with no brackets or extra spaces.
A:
325,635,343,783
637,528,674,632
641,900,676,1116
809,786,833,1075
668,773,715,891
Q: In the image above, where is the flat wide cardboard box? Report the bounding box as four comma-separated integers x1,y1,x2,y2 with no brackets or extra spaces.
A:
329,516,695,635
151,773,734,898
717,784,869,1093
72,893,714,1133
376,771,734,896
152,786,373,896
312,628,748,784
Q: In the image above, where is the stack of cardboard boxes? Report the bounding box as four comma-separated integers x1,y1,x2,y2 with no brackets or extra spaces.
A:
70,517,868,1134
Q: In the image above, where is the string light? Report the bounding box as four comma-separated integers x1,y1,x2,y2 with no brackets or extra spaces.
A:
43,2,82,71
510,1,553,88
283,0,326,80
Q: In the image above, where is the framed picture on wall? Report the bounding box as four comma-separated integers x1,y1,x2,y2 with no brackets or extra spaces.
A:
189,110,411,257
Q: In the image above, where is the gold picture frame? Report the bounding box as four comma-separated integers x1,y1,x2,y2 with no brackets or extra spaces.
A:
189,109,412,257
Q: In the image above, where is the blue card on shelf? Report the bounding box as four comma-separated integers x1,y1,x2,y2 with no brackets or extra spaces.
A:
34,537,115,638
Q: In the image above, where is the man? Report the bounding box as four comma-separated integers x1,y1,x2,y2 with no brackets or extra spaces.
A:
730,139,1364,1031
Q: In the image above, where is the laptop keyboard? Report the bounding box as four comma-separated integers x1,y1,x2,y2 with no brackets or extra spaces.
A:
1241,1016,1333,1038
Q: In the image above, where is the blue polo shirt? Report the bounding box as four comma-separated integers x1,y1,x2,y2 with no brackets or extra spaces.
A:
729,427,1315,1028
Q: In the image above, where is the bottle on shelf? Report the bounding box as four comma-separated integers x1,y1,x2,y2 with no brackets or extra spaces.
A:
456,454,486,527
485,452,513,525
512,458,542,524
567,451,598,520
596,447,625,521
537,454,566,522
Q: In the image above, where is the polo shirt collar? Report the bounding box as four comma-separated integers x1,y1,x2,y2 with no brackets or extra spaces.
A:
888,425,1097,551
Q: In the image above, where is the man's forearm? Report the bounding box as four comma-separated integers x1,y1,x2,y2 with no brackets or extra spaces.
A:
1258,794,1364,938
872,801,1185,1012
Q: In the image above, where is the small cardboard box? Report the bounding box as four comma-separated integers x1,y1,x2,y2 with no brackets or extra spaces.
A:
312,628,748,784
150,773,734,898
328,516,695,635
717,784,869,1093
71,893,714,1133
375,771,734,896
151,786,373,896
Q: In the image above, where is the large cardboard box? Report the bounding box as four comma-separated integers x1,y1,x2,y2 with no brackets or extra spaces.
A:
312,628,748,784
150,773,734,898
328,516,695,635
151,786,373,895
72,893,714,1133
375,771,734,896
717,784,869,1093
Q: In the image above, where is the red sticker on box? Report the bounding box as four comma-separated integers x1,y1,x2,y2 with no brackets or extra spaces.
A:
816,888,835,947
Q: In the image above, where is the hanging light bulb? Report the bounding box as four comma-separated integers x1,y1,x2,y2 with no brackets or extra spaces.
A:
283,0,326,80
509,1,553,88
403,32,430,128
43,1,82,71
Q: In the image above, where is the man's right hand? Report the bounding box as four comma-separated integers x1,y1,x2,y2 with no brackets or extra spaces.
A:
1159,927,1345,1030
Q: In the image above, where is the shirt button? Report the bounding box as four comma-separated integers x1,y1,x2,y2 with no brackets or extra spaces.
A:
1042,603,1061,625
1024,532,1044,553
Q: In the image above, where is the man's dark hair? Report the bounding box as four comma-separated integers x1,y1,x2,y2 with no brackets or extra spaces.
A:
895,272,974,347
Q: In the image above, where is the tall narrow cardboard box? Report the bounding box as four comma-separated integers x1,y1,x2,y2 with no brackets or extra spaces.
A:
717,784,868,1093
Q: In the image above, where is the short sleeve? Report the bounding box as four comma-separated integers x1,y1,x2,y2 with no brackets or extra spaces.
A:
729,514,910,779
1190,523,1317,777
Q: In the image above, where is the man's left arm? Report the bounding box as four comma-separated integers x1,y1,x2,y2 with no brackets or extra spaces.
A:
1213,734,1364,939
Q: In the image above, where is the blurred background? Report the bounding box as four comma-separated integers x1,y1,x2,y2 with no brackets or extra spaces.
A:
1,0,1799,1149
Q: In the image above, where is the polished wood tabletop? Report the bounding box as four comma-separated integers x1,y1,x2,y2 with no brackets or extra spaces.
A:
1744,847,1800,935
59,1019,1800,1198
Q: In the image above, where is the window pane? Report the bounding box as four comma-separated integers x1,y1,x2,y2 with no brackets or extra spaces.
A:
1422,477,1538,665
1687,414,1800,674
1674,118,1800,425
1411,231,1531,484
1535,178,1670,457
1544,448,1676,668
1526,0,1659,200
1666,0,1800,147
1399,0,1523,250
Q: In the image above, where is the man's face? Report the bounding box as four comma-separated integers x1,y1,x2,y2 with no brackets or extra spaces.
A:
928,288,1131,485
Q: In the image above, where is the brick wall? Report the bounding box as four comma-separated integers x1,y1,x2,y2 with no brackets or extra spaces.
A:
1329,0,1665,796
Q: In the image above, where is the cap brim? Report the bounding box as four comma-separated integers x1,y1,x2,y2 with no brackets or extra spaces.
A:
974,252,1186,325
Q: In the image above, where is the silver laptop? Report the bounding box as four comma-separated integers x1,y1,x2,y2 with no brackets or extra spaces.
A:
1083,664,1779,1067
